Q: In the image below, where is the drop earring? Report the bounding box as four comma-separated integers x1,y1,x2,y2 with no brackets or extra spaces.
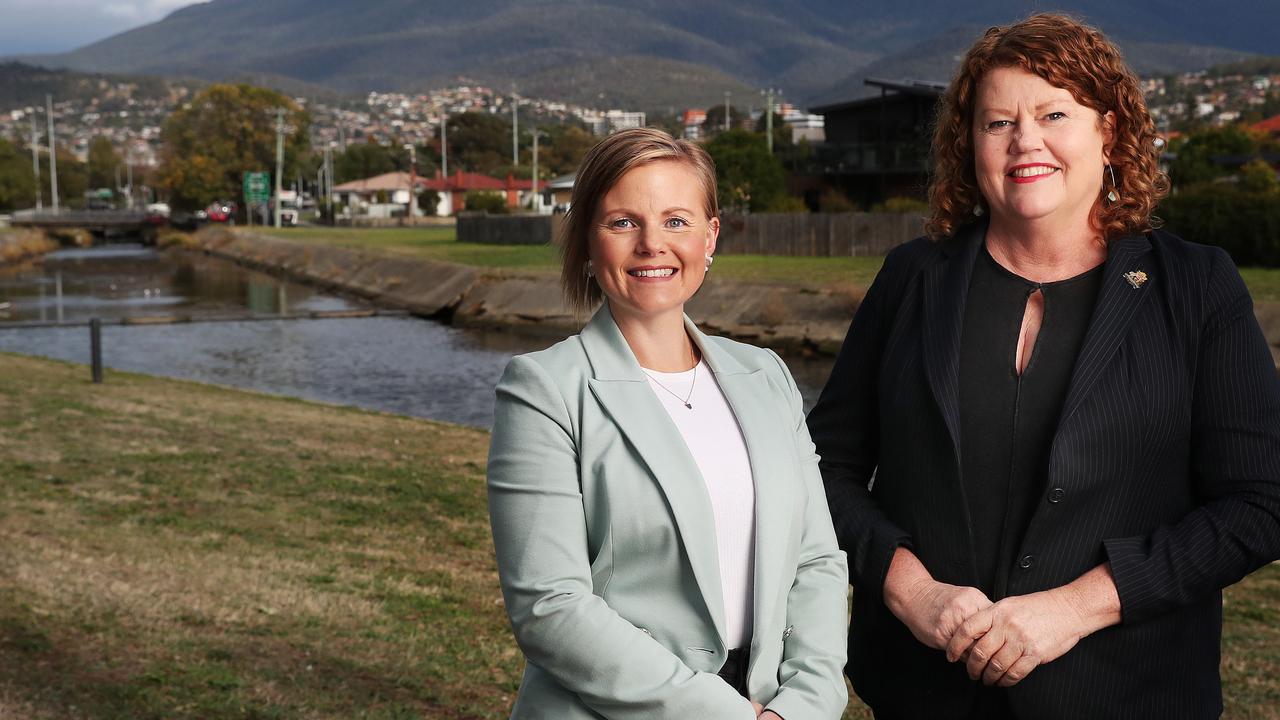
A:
584,259,594,278
1106,164,1119,203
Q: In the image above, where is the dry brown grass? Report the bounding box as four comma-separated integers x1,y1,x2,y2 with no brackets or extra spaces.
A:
0,230,58,263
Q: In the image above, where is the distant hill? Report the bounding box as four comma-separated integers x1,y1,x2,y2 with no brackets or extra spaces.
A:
0,61,186,110
17,0,1279,111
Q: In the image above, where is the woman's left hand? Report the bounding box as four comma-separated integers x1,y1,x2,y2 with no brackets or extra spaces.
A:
944,564,1122,687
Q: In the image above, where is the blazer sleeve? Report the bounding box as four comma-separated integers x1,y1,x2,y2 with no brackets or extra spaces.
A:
1103,248,1280,624
806,250,914,598
487,355,756,720
762,350,850,720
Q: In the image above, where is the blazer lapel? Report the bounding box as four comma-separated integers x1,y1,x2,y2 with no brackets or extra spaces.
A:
921,222,985,465
1057,234,1155,425
687,321,794,662
580,305,729,644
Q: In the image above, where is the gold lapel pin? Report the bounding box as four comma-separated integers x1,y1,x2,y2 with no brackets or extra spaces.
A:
1123,270,1148,289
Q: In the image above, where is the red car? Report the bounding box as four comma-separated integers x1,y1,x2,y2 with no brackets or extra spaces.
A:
200,200,237,223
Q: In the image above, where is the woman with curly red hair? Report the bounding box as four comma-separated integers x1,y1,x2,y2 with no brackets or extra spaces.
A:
809,13,1280,719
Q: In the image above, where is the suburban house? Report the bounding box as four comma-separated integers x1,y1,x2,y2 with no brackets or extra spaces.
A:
331,171,420,218
802,78,945,208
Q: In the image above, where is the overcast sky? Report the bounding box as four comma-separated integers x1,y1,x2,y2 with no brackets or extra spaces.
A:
0,0,195,56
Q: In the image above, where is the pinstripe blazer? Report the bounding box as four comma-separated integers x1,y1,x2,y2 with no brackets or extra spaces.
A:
808,222,1280,719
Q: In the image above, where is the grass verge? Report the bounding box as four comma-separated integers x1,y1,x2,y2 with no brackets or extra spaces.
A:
2,351,1275,718
254,226,1280,300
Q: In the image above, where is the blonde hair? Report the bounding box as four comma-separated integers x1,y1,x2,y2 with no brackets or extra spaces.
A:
559,128,718,314
926,13,1169,240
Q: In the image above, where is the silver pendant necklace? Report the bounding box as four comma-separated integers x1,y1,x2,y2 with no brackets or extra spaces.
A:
644,363,697,409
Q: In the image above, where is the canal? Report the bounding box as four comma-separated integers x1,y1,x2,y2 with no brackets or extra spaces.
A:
0,245,835,428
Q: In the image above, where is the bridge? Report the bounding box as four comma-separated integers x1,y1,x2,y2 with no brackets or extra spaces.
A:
9,209,159,237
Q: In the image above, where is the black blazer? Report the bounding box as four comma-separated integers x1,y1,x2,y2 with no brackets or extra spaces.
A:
808,222,1280,720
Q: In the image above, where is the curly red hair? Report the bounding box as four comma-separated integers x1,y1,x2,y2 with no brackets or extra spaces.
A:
926,13,1169,241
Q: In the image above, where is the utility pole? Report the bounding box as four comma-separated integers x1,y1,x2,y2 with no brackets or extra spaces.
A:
440,110,449,180
762,88,776,155
724,91,731,132
125,149,134,208
46,95,59,213
404,143,418,218
29,111,41,211
511,92,519,167
274,108,285,228
531,128,540,213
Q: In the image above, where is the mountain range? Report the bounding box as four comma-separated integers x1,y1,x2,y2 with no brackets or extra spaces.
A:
16,0,1279,111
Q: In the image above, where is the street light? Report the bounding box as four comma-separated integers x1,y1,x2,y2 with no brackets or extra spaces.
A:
404,143,418,218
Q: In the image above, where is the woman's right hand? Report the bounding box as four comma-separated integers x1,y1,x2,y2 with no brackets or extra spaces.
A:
882,547,992,650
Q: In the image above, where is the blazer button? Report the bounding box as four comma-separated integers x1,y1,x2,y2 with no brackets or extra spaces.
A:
1048,488,1065,503
1018,555,1035,570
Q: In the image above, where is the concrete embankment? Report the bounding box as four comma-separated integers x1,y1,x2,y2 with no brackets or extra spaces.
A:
193,227,1280,364
195,227,858,354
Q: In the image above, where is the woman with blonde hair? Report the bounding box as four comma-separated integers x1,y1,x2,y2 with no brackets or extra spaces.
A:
810,13,1280,720
488,127,849,719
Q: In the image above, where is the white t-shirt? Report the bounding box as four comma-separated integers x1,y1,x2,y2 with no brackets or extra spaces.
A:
642,360,756,649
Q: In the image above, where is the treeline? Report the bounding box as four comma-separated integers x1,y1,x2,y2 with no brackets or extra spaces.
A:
1160,125,1280,265
0,135,127,211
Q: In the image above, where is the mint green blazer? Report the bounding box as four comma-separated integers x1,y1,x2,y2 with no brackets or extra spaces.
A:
487,304,849,719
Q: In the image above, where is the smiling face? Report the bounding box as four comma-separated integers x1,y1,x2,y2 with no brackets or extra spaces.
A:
588,159,719,324
973,66,1114,236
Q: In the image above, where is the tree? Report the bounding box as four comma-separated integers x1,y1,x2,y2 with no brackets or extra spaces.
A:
703,130,787,212
448,112,511,176
86,136,120,190
0,138,36,211
753,111,792,152
1168,125,1262,188
541,125,597,177
333,141,399,184
701,105,748,136
157,84,311,212
1239,158,1279,194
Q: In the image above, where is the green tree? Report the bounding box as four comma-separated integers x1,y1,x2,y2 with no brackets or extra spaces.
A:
448,112,510,176
704,130,786,212
753,111,792,152
701,105,748,136
333,141,399,183
86,136,120,190
542,125,597,177
0,138,36,211
1239,158,1279,194
158,84,311,212
1168,125,1261,188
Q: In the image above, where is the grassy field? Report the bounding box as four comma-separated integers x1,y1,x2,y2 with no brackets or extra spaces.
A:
255,227,887,289
1,351,1276,719
256,226,1280,301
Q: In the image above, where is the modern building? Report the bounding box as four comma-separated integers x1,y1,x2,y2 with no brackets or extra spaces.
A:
804,78,945,208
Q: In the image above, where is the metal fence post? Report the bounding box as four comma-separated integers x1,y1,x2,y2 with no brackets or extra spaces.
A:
90,318,103,383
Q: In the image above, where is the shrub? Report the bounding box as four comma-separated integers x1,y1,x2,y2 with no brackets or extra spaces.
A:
872,196,930,214
465,191,508,215
764,195,809,213
1158,184,1280,266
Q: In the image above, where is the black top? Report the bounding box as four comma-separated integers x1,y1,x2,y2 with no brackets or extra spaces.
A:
958,245,1105,599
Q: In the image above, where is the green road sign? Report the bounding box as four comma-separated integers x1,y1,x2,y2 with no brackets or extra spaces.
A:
243,172,270,203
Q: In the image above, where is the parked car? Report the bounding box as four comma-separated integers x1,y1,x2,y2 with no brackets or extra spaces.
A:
203,201,236,224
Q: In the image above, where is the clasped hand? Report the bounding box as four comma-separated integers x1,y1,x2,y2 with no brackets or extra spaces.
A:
884,550,1094,687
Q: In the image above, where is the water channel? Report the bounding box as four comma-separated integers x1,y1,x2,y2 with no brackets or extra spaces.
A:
0,244,835,428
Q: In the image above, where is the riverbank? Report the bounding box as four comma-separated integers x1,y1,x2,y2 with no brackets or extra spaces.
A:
3,351,1278,719
209,227,1280,362
0,228,59,263
199,227,861,354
